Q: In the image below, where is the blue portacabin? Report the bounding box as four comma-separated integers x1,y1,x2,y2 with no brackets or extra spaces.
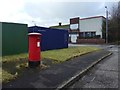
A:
28,26,68,51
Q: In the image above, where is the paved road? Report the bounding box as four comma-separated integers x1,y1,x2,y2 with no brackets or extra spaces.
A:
68,45,119,88
69,44,118,50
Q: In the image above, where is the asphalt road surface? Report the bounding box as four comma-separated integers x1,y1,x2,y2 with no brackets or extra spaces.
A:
68,45,119,89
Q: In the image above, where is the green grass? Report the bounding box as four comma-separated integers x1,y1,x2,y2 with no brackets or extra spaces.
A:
2,53,28,62
41,46,99,62
2,69,15,83
2,46,99,63
1,46,100,83
0,68,2,82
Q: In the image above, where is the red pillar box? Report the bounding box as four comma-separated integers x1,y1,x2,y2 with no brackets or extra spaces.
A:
28,33,42,68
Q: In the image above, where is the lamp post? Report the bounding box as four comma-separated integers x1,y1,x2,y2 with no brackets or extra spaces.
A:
105,6,108,44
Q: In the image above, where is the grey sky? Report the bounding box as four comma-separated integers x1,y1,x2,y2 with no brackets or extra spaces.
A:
0,0,118,27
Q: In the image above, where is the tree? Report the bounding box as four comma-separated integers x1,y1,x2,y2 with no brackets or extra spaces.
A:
102,1,120,43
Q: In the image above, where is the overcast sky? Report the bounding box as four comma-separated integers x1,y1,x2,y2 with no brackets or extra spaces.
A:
0,0,118,27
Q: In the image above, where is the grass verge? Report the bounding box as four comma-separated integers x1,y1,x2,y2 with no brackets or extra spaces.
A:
2,46,100,83
41,46,99,62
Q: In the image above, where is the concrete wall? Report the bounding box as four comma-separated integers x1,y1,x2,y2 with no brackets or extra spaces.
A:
79,17,103,38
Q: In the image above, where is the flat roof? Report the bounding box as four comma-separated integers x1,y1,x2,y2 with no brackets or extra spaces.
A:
80,16,106,20
50,24,69,28
29,26,68,31
0,21,27,25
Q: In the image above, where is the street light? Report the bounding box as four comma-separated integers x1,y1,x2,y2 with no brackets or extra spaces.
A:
105,6,108,44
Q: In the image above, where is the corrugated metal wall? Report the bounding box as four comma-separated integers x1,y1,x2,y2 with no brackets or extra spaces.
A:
28,26,68,51
2,22,28,56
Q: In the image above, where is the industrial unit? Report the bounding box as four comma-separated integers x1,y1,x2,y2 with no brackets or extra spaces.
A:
28,26,68,51
50,16,105,44
1,22,28,56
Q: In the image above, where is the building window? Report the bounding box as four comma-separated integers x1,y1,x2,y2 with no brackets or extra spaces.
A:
80,32,96,38
70,24,79,30
85,32,91,37
80,32,83,37
91,32,96,37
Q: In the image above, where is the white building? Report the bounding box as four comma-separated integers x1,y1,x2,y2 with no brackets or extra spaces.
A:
69,16,105,43
80,16,105,38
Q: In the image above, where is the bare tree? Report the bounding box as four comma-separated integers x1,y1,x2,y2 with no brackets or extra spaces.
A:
102,1,120,43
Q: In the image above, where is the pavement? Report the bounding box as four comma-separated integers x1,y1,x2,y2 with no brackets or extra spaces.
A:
2,49,112,89
68,45,118,89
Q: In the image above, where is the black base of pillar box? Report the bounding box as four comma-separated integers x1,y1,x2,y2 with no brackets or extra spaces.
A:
28,61,40,68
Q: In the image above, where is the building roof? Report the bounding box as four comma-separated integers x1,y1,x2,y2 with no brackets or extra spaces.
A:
0,21,27,25
29,26,68,31
50,24,69,30
80,16,106,20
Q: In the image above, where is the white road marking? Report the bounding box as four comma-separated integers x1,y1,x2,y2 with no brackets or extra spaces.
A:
82,76,86,80
109,50,118,52
91,77,96,82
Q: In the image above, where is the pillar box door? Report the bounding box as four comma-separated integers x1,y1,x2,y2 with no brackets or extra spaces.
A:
28,33,42,67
